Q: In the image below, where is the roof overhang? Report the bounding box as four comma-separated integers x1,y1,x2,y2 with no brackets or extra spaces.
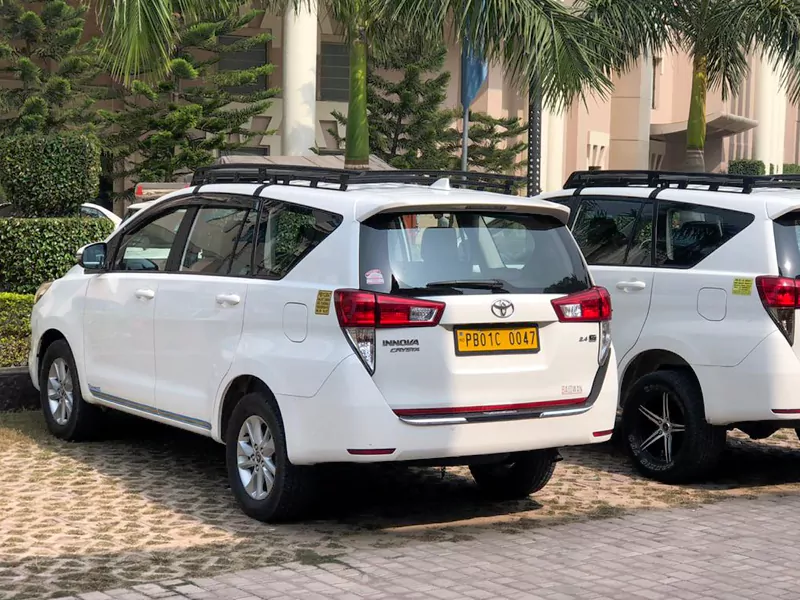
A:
650,111,758,141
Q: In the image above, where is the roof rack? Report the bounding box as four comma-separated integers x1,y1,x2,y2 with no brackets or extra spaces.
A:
564,170,800,194
191,164,524,195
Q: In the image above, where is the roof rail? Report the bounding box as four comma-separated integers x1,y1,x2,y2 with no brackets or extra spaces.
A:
564,170,800,194
191,164,524,195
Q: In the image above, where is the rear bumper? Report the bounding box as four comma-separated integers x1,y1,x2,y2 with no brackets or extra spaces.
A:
278,352,618,465
698,330,800,425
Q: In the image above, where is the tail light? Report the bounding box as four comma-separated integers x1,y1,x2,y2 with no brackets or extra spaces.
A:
334,290,446,374
552,287,613,365
756,276,799,343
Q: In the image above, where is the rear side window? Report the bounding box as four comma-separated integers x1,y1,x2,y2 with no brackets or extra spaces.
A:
253,202,342,279
773,212,800,278
181,207,252,275
655,201,754,268
572,198,652,266
359,211,591,295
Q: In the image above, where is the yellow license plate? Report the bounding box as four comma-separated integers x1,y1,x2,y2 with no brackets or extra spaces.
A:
455,325,539,356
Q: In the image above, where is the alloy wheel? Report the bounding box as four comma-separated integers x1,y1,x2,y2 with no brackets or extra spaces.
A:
46,358,74,426
236,415,277,500
633,391,686,465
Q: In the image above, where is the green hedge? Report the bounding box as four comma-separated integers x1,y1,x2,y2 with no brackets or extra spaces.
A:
728,159,766,176
0,217,114,294
784,164,800,175
0,292,33,368
0,133,101,217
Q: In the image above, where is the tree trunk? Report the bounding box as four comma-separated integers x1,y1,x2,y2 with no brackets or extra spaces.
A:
344,26,369,170
684,54,708,173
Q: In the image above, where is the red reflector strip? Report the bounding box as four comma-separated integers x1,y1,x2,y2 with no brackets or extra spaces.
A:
392,397,586,418
347,448,396,456
772,409,800,415
593,429,614,437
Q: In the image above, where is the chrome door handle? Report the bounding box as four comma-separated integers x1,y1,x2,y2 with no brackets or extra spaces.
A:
134,288,155,300
216,293,241,306
615,280,647,291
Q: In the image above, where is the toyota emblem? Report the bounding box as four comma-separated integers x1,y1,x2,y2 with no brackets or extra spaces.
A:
491,299,514,318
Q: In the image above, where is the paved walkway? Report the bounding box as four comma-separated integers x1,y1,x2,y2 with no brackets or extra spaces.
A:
56,493,800,600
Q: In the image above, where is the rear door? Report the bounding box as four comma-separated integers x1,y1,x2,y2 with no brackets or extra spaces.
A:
359,209,605,415
153,198,255,429
570,197,655,361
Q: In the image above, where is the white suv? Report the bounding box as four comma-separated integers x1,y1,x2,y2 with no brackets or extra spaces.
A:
542,170,800,483
29,167,617,522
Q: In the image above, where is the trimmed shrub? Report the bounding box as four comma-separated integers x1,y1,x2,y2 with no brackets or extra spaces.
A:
0,292,33,367
728,159,766,176
0,133,101,217
784,164,800,175
0,217,114,294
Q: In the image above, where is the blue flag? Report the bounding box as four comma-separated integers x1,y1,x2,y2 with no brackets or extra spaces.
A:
460,29,487,109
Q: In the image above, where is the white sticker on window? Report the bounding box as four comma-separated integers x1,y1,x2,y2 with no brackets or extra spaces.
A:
365,269,385,285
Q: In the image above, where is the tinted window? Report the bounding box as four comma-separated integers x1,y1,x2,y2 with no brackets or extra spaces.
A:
114,208,187,271
359,211,591,296
80,206,102,219
253,202,342,279
181,207,251,275
773,212,800,278
626,202,654,266
655,201,754,268
572,198,646,266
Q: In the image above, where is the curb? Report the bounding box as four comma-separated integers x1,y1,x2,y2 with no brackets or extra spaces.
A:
0,366,38,412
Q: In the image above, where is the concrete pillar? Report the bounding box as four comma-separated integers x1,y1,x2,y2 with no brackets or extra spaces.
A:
608,56,653,169
281,0,318,155
543,109,565,191
754,58,776,171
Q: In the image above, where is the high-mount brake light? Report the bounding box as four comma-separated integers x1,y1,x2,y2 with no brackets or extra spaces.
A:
334,290,446,374
756,276,799,343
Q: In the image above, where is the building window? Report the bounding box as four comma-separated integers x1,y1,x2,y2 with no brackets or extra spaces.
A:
651,56,662,110
320,42,349,101
218,35,268,95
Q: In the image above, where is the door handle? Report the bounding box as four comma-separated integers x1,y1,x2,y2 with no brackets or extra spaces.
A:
134,288,155,300
616,280,647,291
216,293,241,306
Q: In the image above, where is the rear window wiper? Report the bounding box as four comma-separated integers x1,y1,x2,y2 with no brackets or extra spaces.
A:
426,279,510,291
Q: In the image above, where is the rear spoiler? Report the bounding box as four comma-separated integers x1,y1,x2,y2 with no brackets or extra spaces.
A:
134,182,191,201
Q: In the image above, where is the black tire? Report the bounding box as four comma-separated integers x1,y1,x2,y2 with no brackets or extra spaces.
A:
469,449,558,500
225,392,316,522
622,369,725,483
39,340,102,441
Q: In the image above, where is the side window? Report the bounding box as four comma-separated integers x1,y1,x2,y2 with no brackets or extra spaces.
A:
81,206,102,219
572,198,644,265
180,207,252,275
626,202,654,266
113,208,187,272
655,201,754,268
254,202,342,279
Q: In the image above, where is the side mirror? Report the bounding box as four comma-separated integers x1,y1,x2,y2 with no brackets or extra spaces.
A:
77,242,108,272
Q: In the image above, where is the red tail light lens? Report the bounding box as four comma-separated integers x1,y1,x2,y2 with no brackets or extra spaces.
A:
334,290,445,328
756,276,799,308
756,276,799,343
551,287,612,322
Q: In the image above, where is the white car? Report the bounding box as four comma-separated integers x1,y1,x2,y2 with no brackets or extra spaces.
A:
79,203,122,228
29,167,618,522
542,170,800,483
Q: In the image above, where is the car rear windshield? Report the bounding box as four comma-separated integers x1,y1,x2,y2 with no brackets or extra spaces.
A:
359,210,592,295
773,211,800,278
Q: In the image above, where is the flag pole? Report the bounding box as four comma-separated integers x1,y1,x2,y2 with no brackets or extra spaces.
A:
461,105,470,172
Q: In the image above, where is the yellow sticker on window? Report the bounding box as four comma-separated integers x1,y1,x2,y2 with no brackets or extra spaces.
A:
732,278,753,296
315,290,332,315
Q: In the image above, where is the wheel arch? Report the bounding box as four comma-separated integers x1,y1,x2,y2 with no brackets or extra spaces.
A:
36,329,69,375
620,349,702,410
218,375,278,442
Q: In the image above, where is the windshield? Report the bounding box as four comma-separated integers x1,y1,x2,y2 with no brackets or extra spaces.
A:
359,210,592,296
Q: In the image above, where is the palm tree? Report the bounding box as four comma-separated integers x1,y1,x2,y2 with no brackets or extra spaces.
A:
575,0,800,172
93,0,620,169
